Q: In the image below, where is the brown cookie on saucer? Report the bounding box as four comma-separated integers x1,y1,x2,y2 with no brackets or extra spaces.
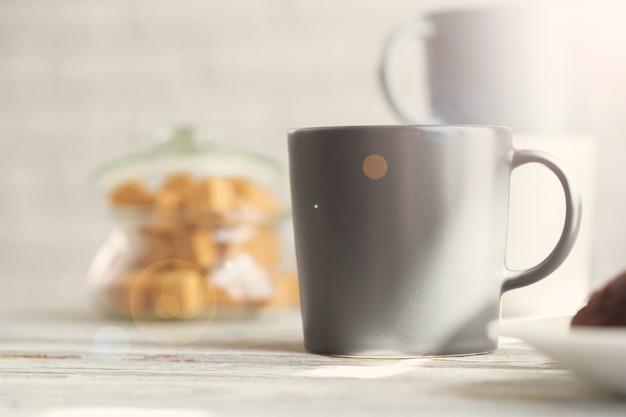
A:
572,270,626,327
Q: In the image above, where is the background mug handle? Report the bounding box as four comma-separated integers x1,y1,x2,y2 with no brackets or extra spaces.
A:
379,20,435,124
501,149,583,294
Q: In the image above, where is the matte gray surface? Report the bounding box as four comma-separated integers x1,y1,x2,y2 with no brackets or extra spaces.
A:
288,125,581,357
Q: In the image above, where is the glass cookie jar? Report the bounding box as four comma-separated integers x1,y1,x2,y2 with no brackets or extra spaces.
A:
88,127,299,320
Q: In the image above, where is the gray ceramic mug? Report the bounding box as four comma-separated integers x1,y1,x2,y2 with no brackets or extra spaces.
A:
288,125,581,357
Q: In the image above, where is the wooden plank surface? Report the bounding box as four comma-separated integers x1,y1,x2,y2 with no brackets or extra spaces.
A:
1,308,625,417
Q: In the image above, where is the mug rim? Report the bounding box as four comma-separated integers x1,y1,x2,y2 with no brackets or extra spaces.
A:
288,124,511,135
425,4,528,19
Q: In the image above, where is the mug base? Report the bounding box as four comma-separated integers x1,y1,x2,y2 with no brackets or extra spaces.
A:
310,349,495,359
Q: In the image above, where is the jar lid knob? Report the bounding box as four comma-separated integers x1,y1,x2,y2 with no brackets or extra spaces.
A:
154,125,221,151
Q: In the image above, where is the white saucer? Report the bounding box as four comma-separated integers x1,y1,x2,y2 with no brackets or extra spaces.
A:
492,316,626,396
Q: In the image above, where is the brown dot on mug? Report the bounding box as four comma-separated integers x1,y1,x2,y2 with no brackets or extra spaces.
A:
362,154,388,180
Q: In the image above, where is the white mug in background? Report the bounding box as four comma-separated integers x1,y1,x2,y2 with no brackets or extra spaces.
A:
379,5,585,130
379,5,596,317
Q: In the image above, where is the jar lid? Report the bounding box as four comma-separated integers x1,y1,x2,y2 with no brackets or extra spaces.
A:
92,126,281,192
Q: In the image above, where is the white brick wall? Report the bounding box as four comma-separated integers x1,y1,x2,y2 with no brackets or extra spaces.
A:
0,0,437,310
2,0,626,311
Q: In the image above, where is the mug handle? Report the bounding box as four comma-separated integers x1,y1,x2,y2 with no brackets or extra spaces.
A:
501,149,583,294
379,20,435,124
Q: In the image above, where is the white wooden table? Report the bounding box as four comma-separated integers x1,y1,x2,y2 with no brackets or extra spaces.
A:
1,307,625,417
